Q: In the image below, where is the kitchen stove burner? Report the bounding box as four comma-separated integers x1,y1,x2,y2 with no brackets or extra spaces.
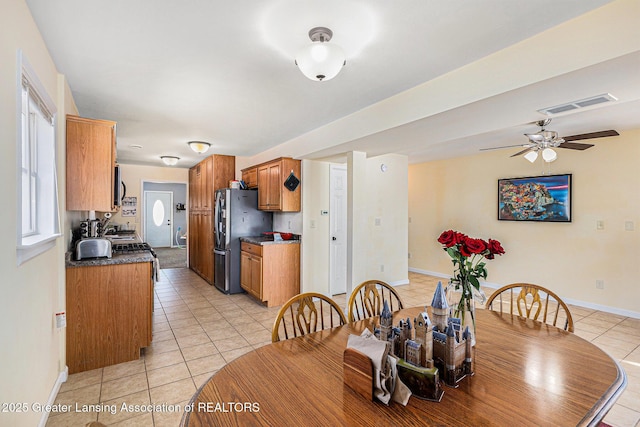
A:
112,242,156,257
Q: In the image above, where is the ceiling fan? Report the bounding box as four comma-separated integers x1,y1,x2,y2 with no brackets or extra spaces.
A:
481,119,619,163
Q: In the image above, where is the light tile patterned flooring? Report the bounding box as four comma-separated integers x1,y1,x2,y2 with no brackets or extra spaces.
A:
47,270,640,427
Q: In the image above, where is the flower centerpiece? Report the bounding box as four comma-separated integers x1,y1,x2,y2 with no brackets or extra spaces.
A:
437,230,505,343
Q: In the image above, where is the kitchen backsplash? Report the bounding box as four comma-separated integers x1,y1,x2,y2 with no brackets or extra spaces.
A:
273,211,302,235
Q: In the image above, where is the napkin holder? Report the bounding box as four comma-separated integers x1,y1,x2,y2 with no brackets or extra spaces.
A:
343,348,373,401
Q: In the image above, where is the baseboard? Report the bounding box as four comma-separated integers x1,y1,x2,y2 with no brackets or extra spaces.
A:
408,268,640,319
38,366,68,427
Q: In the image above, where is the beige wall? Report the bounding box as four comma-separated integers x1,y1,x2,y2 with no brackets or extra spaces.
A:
408,129,640,317
0,1,77,425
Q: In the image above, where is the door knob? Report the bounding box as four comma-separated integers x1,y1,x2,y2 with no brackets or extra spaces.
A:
332,236,337,241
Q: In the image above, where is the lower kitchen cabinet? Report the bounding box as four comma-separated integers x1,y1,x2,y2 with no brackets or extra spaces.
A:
66,261,153,374
240,241,300,307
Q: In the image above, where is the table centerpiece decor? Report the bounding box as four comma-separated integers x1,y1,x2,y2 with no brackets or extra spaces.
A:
437,230,505,345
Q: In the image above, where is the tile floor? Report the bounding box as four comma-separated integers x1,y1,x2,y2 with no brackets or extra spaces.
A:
47,270,640,427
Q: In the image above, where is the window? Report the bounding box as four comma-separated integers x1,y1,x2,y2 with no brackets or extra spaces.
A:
17,51,60,264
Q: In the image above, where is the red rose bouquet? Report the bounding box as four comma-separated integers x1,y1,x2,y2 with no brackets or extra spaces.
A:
437,230,505,336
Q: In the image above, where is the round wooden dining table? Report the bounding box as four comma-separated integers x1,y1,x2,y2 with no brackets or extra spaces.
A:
182,307,626,426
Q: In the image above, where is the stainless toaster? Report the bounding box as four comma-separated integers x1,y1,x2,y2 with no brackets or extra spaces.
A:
75,238,112,260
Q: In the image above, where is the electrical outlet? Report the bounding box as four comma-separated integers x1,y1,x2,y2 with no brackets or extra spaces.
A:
375,217,382,226
596,280,605,290
596,220,604,230
380,264,384,273
625,221,635,231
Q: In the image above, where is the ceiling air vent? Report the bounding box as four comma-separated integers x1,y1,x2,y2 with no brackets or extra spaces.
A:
537,93,617,116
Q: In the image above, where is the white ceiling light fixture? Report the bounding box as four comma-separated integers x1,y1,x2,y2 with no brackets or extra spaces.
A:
542,147,557,162
524,150,538,163
295,27,346,82
188,141,211,154
160,156,180,166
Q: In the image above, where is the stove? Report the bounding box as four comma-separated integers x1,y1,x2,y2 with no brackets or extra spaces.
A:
112,242,156,257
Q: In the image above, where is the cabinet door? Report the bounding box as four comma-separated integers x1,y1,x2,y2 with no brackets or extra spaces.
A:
200,211,213,282
66,116,116,211
249,255,263,299
202,157,213,210
188,212,199,272
242,167,258,189
267,163,281,209
257,165,270,210
240,251,252,293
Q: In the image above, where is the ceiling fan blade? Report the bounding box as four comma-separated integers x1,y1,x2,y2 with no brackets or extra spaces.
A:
510,147,534,157
562,130,619,142
479,144,526,151
557,142,594,150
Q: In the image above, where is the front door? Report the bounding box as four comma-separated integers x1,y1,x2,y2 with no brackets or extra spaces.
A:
330,165,348,295
145,191,173,247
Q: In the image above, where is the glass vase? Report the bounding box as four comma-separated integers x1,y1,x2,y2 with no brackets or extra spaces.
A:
445,280,479,346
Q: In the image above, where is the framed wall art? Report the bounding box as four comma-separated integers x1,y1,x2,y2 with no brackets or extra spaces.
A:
498,174,572,222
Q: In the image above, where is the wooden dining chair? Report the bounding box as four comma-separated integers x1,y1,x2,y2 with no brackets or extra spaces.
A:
271,292,347,342
347,279,405,322
486,283,574,332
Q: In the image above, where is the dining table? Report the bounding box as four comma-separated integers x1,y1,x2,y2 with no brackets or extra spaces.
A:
181,307,627,426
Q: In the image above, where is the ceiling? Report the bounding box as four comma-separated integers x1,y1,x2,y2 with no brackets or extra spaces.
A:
26,0,640,168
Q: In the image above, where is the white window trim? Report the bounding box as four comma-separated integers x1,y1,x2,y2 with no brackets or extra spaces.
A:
16,50,61,265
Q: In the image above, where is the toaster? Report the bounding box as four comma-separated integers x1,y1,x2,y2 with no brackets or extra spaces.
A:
75,238,112,260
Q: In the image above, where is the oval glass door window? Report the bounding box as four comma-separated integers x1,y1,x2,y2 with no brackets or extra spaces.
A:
152,200,165,226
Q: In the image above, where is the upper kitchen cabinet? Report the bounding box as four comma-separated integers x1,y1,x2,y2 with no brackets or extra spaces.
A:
241,166,258,189
189,154,235,212
256,157,301,212
66,115,117,212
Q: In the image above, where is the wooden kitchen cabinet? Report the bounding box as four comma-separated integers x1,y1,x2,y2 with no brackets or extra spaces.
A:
188,154,235,284
240,241,300,307
256,157,301,212
240,250,262,299
66,261,153,374
241,166,258,189
66,115,117,212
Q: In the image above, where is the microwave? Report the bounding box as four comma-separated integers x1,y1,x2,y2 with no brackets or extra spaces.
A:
114,165,125,206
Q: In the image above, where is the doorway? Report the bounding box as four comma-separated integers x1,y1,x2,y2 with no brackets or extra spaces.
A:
144,191,173,248
329,165,348,295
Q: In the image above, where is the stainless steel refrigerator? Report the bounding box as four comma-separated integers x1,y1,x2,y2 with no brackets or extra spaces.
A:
214,189,272,294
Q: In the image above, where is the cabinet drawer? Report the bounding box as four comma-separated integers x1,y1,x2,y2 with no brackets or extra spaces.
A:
241,242,263,257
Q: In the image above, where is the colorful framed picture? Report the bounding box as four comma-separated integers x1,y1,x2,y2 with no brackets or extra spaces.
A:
498,174,572,222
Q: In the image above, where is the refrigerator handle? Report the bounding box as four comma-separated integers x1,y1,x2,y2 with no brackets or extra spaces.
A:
214,249,226,256
214,191,221,248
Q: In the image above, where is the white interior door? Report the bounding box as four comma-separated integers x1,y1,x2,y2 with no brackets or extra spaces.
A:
145,191,173,247
330,166,348,295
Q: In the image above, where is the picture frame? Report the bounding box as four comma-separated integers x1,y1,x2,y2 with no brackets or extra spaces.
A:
498,174,572,222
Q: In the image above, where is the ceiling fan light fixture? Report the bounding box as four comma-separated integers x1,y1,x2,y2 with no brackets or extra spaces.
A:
542,147,557,162
160,156,180,166
524,150,539,163
295,27,346,82
188,141,211,154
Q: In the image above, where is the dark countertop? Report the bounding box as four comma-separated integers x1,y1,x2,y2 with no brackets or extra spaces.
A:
65,251,155,268
240,236,301,245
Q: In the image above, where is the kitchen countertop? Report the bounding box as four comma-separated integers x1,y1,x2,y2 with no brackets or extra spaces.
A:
65,251,155,268
240,236,301,245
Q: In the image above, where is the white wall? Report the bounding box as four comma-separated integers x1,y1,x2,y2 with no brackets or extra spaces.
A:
408,129,640,317
0,2,77,425
299,153,409,296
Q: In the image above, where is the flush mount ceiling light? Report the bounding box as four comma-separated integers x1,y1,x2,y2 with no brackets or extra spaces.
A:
295,27,346,82
160,156,180,166
188,141,211,154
